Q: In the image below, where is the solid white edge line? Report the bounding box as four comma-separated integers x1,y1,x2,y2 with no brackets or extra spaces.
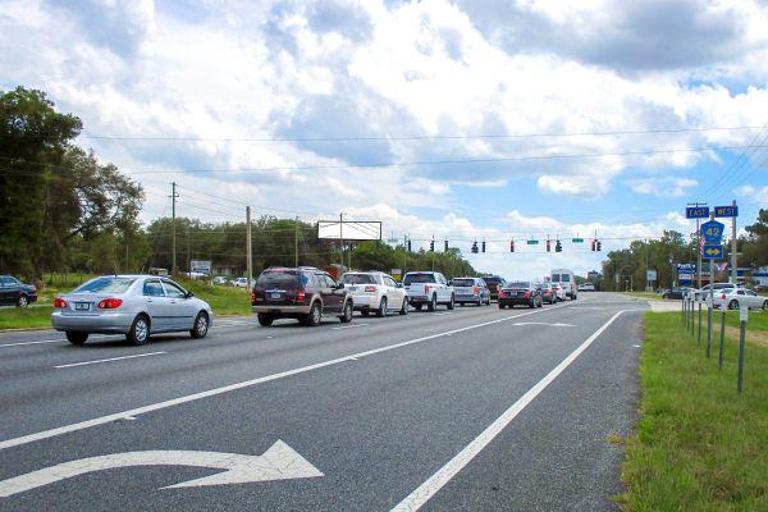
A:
53,352,167,369
0,303,572,451
0,335,112,349
389,310,626,512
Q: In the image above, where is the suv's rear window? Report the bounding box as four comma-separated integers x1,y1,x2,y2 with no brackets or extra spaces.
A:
453,279,475,287
508,281,531,288
257,270,298,288
404,273,436,285
75,277,135,294
551,274,561,282
484,277,503,285
342,273,375,285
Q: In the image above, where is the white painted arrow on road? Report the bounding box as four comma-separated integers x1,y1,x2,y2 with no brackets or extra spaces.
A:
512,322,576,327
0,440,322,498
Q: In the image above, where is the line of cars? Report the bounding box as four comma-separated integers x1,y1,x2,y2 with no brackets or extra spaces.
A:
681,282,768,311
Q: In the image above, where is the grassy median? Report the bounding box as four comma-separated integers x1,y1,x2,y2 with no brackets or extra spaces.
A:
0,275,251,331
619,312,768,511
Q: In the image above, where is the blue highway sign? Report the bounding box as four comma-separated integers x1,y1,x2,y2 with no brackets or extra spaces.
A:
701,244,724,260
686,206,710,219
701,219,725,244
714,205,738,218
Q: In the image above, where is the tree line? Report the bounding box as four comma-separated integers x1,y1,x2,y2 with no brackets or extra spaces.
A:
0,86,477,281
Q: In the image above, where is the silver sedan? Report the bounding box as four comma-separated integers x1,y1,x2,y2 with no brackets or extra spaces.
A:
51,275,214,345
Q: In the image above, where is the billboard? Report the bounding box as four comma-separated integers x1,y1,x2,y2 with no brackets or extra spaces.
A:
677,263,695,286
317,220,382,241
190,260,212,275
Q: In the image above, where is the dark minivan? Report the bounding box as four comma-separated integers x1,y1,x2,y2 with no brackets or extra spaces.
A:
251,266,354,327
483,276,507,301
0,275,38,307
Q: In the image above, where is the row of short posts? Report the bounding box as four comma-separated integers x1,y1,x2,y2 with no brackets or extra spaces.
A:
682,293,747,393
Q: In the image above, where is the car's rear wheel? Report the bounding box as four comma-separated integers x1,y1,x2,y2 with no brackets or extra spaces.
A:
303,301,322,326
415,304,423,311
361,309,369,317
257,313,274,327
447,295,455,310
66,331,88,345
763,300,768,311
728,300,739,310
16,294,28,308
190,312,209,338
339,301,353,323
127,314,150,346
377,297,387,318
399,297,409,315
427,295,437,312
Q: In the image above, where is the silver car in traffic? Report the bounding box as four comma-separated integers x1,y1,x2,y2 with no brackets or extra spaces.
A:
51,275,214,345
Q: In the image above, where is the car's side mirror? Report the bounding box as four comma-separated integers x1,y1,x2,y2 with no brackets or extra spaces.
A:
186,292,194,298
396,283,403,288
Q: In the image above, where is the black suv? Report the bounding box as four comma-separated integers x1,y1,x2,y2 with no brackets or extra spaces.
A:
0,275,38,307
483,276,507,301
251,267,354,327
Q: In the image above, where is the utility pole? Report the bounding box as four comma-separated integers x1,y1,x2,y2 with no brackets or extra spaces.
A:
170,182,179,274
246,206,252,292
339,212,344,270
731,199,738,284
688,201,706,289
403,234,408,279
294,217,299,267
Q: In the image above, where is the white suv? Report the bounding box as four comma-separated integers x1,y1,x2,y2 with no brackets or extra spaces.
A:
402,271,455,312
341,271,409,317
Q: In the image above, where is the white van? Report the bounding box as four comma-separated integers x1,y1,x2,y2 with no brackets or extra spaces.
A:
551,269,577,300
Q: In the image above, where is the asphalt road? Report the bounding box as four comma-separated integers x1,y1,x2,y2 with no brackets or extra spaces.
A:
0,293,645,511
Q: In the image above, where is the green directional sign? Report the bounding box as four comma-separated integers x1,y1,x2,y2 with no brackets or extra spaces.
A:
527,240,539,245
572,238,584,243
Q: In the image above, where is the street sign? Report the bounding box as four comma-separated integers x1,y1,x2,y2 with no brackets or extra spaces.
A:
646,270,657,281
701,244,724,260
714,205,738,218
571,238,584,243
190,260,212,275
677,263,695,286
700,220,725,244
526,240,539,245
686,206,710,219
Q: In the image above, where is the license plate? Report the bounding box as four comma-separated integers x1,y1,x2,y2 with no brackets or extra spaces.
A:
75,302,90,311
270,293,282,299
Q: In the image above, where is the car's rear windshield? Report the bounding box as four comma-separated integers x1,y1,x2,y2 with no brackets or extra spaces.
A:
342,273,375,285
507,281,530,288
257,270,298,288
453,279,475,287
404,273,435,285
74,277,135,294
484,277,503,285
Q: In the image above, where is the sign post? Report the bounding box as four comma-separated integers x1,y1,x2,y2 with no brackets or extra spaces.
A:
700,215,725,356
738,306,747,393
686,204,709,289
714,201,739,284
719,307,726,370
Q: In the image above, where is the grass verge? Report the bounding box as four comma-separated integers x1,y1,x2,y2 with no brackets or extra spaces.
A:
625,292,664,301
0,306,54,330
619,312,768,511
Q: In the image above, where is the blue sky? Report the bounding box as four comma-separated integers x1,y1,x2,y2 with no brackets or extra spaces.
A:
1,0,767,279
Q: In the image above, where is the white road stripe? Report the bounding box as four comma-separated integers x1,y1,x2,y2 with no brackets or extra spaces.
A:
0,302,572,451
53,352,167,369
0,335,111,349
331,323,368,330
389,310,626,512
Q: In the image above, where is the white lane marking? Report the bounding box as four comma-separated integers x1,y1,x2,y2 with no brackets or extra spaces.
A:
512,322,576,327
389,310,626,512
0,440,322,497
0,302,572,451
433,312,452,316
632,344,641,348
331,323,368,331
0,335,111,349
53,352,166,369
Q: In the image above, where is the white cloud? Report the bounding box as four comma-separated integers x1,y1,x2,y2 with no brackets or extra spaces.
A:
627,177,698,197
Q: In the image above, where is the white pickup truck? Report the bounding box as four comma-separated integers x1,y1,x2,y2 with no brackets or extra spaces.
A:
403,271,455,311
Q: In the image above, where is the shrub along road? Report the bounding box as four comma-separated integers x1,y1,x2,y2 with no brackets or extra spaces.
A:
0,293,643,511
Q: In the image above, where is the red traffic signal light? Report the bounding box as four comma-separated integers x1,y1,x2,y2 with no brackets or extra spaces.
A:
510,240,515,252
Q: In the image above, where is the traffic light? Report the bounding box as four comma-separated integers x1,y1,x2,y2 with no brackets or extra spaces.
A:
429,239,435,252
481,241,486,253
555,240,562,252
591,239,596,251
596,240,602,251
444,239,449,252
510,240,515,252
407,239,412,252
546,239,551,252
471,241,479,254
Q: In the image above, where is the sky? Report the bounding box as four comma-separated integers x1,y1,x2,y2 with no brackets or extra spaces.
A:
2,0,768,280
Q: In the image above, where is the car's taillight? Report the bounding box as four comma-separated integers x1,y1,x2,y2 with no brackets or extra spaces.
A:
523,291,531,298
473,286,480,295
425,285,432,293
499,290,506,298
97,298,123,309
53,297,68,308
296,290,305,303
251,291,258,304
365,286,376,293
721,293,726,299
